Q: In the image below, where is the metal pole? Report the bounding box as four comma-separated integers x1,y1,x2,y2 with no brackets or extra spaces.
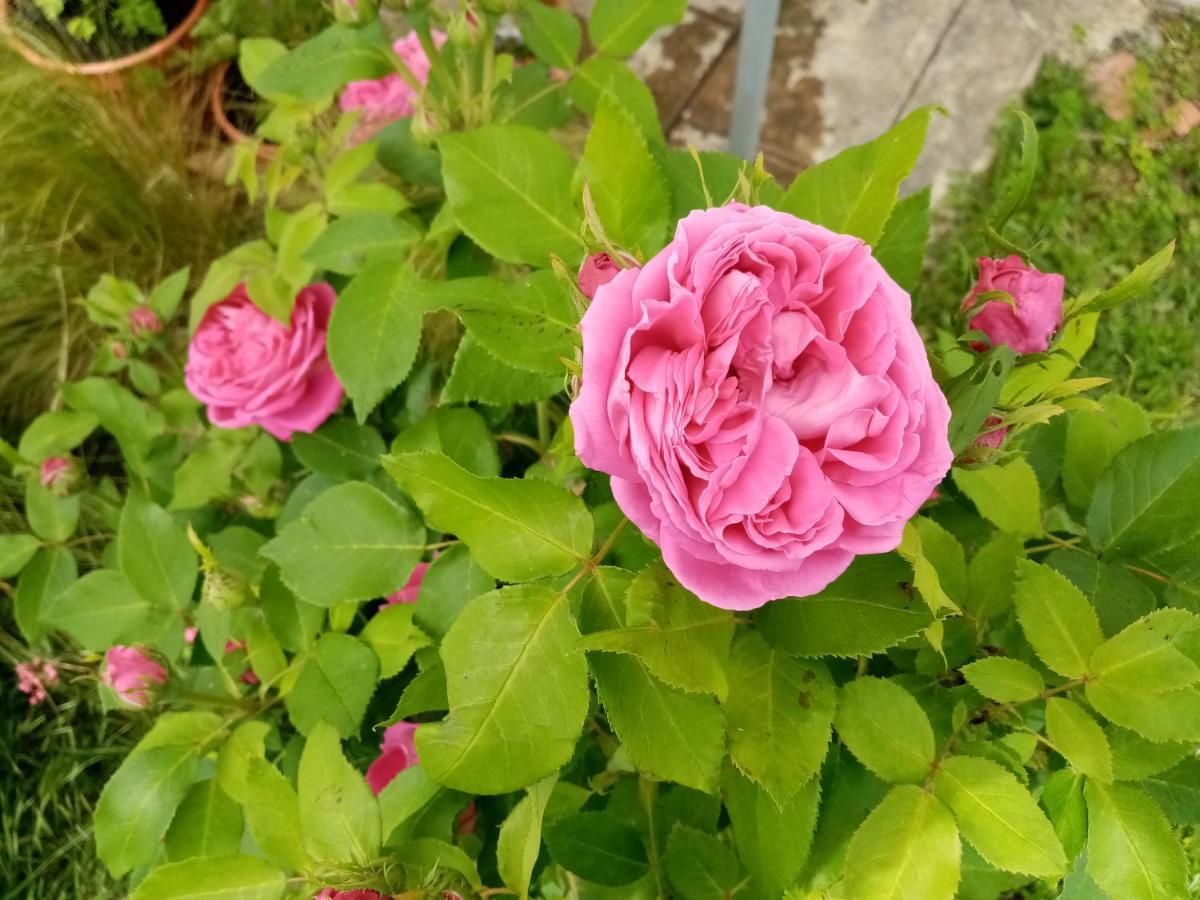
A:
728,0,783,160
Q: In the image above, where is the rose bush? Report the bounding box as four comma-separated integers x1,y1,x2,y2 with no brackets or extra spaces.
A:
1,4,1195,900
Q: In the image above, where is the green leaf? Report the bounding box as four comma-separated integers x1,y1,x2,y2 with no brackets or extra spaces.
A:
581,562,733,697
42,569,152,650
664,826,740,900
1139,758,1200,825
255,21,390,103
292,418,385,481
1042,769,1088,861
284,632,379,737
943,347,1016,455
933,755,1066,877
327,262,425,422
724,631,835,804
393,406,500,479
0,534,39,579
757,555,933,658
449,272,580,375
961,657,1044,703
835,677,934,784
119,496,197,610
1072,240,1175,316
1047,549,1157,637
723,767,820,896
377,764,445,841
164,780,244,861
412,543,494,639
580,565,635,633
988,109,1038,230
440,125,584,267
660,148,743,219
1090,609,1200,695
801,746,889,889
361,603,430,679
583,96,670,255
417,583,589,794
1087,427,1200,563
170,438,240,511
442,334,563,406
1086,682,1200,743
303,213,421,276
1063,395,1150,511
243,616,286,686
544,811,649,886
589,0,686,57
952,457,1042,538
298,722,381,864
128,856,284,900
1110,728,1193,781
242,758,310,872
385,452,592,583
215,721,269,805
1045,697,1113,782
1013,560,1103,678
262,481,423,607
497,774,558,898
1084,780,1188,900
781,106,935,245
14,547,76,643
95,746,199,877
569,57,664,144
24,479,79,542
17,409,97,462
147,266,190,321
843,784,960,900
259,564,323,653
62,377,163,475
515,0,581,69
873,186,931,294
591,653,724,793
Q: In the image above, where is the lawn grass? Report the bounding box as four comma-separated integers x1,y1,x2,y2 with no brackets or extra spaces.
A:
920,11,1200,417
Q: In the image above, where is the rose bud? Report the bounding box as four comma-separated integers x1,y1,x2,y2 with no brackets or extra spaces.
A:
185,283,343,442
39,456,82,496
975,415,1009,451
578,252,631,300
129,305,163,338
102,645,167,709
961,255,1064,355
111,340,128,360
314,891,381,900
385,562,429,605
365,721,420,794
201,567,249,612
338,31,447,145
571,204,953,609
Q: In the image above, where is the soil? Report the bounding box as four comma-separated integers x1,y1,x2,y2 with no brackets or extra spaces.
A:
11,0,197,62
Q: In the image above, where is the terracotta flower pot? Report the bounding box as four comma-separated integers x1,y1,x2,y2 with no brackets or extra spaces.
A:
0,0,209,76
207,59,276,159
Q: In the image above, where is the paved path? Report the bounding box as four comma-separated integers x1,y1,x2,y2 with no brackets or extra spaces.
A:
589,0,1178,192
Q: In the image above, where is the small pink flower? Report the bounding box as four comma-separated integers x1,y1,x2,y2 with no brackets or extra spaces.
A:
577,253,629,300
339,31,447,144
111,340,128,360
184,626,198,644
185,283,343,442
314,891,381,900
975,415,1008,451
223,640,259,686
365,721,420,795
962,256,1064,355
385,562,429,605
15,658,59,706
39,453,79,496
129,305,163,338
102,646,167,709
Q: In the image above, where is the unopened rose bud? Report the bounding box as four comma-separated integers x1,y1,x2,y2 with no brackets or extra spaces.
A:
446,10,481,48
129,305,163,338
111,340,128,359
103,645,167,709
962,256,1064,355
40,456,83,496
330,0,377,24
578,253,635,300
975,415,1009,451
202,568,249,612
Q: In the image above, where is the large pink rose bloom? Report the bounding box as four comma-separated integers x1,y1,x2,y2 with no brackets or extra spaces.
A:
186,283,343,442
571,204,953,610
339,31,446,143
962,255,1064,354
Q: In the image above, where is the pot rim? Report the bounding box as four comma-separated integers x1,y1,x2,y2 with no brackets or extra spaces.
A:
207,59,277,159
0,0,210,76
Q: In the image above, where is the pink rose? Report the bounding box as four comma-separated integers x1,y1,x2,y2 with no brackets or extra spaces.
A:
961,255,1064,355
365,721,420,795
339,31,446,143
129,305,163,338
102,646,167,709
571,204,953,610
578,253,627,299
185,283,343,442
39,456,81,495
314,891,381,900
385,561,429,605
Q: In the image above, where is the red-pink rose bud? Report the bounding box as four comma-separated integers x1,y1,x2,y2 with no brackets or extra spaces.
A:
578,253,631,300
39,456,82,496
975,415,1009,451
102,645,167,709
961,255,1064,355
129,305,163,338
111,340,128,359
